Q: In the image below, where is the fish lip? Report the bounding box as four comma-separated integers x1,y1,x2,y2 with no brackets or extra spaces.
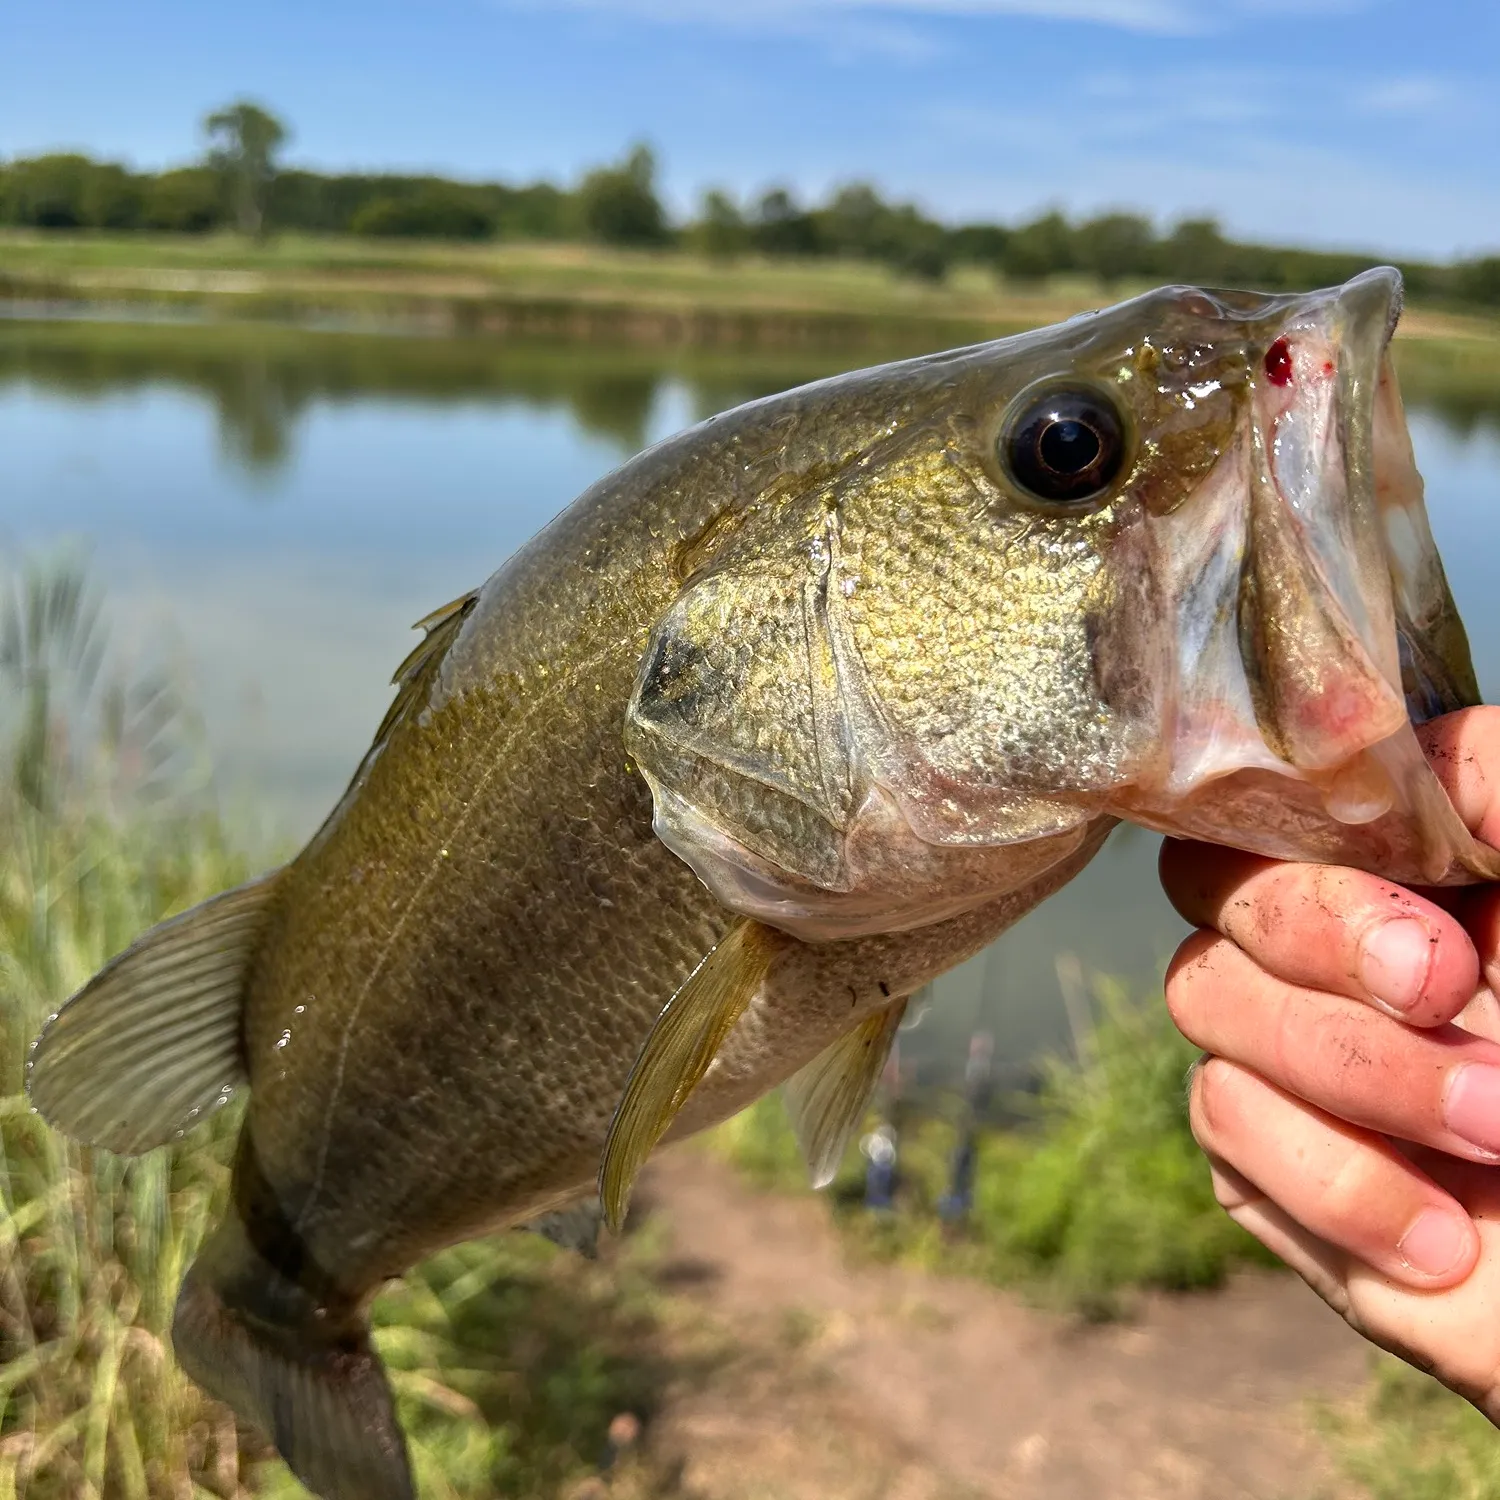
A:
1332,266,1480,729
1337,265,1405,355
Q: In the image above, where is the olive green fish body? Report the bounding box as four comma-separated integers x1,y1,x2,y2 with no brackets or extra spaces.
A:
239,368,1091,1288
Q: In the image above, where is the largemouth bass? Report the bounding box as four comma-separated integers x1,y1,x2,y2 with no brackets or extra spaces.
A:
27,267,1497,1500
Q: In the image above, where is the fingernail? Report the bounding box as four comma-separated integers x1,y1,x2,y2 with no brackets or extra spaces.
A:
1398,1206,1471,1278
1359,918,1433,1012
1443,1062,1500,1155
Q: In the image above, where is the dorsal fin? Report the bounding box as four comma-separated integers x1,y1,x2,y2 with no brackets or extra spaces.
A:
373,588,480,747
27,871,284,1154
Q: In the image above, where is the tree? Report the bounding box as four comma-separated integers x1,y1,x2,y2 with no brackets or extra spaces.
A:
577,144,669,247
351,186,494,239
1075,212,1156,288
142,168,223,232
1003,211,1076,283
204,100,288,237
1159,218,1230,285
751,187,822,257
690,189,748,260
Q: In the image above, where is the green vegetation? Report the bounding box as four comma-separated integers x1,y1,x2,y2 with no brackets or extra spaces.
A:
0,558,703,1497
4,100,1499,312
711,973,1278,1320
204,103,287,240
1324,1358,1500,1500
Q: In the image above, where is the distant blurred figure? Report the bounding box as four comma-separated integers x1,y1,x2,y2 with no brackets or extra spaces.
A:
600,1411,641,1473
939,1031,995,1228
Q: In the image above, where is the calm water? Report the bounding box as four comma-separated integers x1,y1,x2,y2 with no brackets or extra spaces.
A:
5,316,1499,1080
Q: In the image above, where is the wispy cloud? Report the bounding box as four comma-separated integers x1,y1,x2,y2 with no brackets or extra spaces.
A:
512,0,1208,38
1355,76,1450,115
907,68,1495,258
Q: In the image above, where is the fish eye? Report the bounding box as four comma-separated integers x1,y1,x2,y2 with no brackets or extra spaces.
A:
1000,386,1127,506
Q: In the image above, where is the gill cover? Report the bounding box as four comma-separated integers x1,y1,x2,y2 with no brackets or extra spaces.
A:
624,458,1102,941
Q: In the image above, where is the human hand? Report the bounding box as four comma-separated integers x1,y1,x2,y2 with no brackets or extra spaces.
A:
1160,706,1500,1419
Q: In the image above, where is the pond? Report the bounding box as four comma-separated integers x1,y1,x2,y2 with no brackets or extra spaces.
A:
4,313,1498,1086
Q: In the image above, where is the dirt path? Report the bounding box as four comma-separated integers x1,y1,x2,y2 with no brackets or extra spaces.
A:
636,1148,1374,1500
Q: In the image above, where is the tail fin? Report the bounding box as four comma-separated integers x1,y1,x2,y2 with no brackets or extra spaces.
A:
173,1213,414,1500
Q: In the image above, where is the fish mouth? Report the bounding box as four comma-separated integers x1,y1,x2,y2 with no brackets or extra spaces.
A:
1121,267,1499,884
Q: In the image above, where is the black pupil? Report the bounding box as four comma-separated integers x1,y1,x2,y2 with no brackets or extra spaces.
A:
1039,418,1100,475
1002,387,1125,504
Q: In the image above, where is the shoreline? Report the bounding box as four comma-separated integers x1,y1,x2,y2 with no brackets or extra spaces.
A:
5,232,1498,352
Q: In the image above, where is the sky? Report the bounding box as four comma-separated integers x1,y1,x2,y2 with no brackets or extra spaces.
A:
4,0,1497,260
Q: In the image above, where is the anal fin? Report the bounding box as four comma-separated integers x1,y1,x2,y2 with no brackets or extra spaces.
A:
784,999,908,1189
26,870,283,1154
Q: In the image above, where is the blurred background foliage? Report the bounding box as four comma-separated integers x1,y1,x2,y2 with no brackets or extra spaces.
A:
4,98,1499,310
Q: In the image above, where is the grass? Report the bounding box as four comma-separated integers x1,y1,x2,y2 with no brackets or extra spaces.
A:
0,231,1070,346
9,229,1499,352
0,560,256,1497
1322,1358,1500,1500
711,971,1277,1320
0,557,708,1498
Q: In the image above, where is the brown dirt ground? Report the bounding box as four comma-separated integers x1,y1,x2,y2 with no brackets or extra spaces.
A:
628,1147,1376,1500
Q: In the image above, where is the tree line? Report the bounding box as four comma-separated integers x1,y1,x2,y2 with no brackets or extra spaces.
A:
4,100,1498,309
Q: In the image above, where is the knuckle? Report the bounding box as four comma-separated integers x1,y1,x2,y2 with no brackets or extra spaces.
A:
1313,1143,1382,1231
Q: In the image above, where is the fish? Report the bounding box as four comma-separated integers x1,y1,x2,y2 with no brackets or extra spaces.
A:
25,266,1498,1500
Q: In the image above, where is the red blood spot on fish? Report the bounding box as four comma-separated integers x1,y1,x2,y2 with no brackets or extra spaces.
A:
1323,360,1336,375
1264,337,1294,386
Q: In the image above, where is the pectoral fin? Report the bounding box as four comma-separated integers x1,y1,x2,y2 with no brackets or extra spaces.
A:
599,918,781,1232
783,999,907,1189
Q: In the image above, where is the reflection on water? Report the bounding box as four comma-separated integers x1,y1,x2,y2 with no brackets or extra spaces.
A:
5,316,1499,1080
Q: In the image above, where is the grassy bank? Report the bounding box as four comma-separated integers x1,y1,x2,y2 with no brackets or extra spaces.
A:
6,231,1500,351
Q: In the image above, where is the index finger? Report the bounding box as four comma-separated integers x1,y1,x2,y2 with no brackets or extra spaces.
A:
1160,841,1480,1028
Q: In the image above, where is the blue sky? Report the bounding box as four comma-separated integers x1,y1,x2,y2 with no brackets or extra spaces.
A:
4,0,1496,260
